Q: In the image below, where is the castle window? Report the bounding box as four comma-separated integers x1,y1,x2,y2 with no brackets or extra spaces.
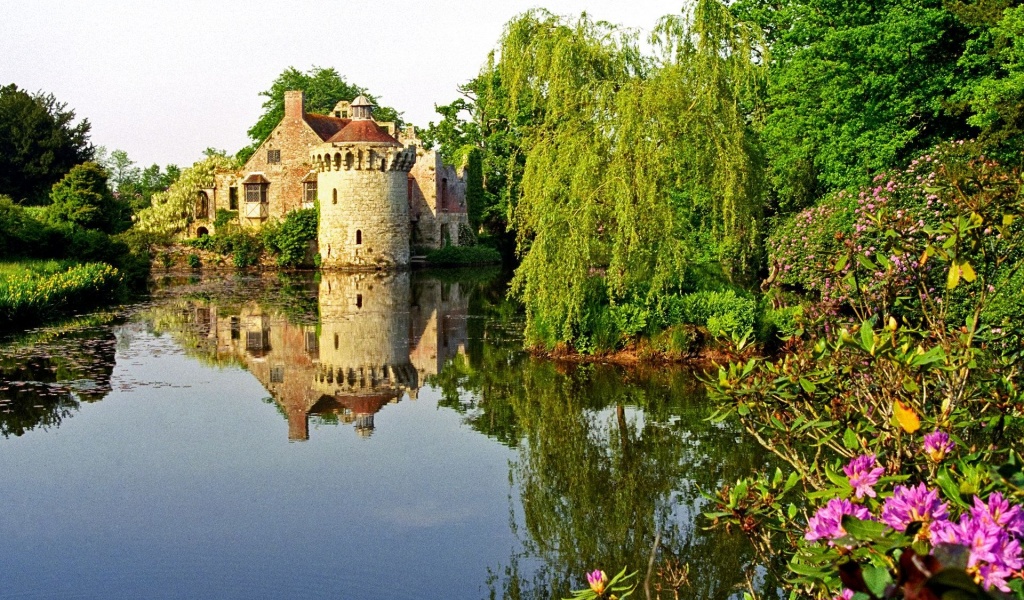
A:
334,333,339,350
229,186,238,210
441,178,449,212
196,191,209,219
304,331,318,354
304,182,317,208
230,317,240,340
332,188,337,205
267,149,281,164
356,294,363,309
270,366,284,384
245,183,267,204
355,230,362,245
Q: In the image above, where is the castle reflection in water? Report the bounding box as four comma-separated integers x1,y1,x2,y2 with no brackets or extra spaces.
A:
185,272,468,440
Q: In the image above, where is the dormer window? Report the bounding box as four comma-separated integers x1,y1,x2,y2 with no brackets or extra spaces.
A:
267,149,281,164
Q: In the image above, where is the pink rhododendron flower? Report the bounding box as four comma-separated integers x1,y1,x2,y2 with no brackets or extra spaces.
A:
843,454,885,499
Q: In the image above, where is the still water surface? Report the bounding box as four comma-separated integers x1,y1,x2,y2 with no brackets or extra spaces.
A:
0,270,768,599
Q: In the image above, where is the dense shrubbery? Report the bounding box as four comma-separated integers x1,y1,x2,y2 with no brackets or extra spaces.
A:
184,229,263,268
261,208,317,267
424,244,501,266
0,262,121,325
707,145,1024,598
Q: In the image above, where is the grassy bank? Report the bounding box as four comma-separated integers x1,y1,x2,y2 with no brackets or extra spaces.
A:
0,260,122,326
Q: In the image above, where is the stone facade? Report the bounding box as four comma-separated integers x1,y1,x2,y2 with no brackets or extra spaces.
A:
195,90,470,269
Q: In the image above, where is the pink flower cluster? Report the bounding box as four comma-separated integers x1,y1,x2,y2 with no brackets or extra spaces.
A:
805,449,1024,592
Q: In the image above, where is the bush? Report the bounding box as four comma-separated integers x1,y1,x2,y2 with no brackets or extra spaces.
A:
186,254,200,269
261,208,317,267
213,209,237,229
424,244,501,266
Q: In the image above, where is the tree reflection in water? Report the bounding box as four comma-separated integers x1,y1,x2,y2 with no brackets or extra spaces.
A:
430,276,781,600
0,317,118,437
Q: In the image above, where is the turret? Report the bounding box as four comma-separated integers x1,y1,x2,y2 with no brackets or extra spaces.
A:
312,96,417,269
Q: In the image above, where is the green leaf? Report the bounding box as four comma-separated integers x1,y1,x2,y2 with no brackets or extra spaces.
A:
841,515,887,540
843,427,860,450
947,264,961,289
862,566,892,598
799,377,816,393
787,503,798,519
860,321,874,353
936,467,970,508
834,253,849,272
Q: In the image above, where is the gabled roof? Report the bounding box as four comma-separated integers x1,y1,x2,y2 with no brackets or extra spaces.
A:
327,119,401,146
301,171,318,183
242,173,269,184
304,114,351,142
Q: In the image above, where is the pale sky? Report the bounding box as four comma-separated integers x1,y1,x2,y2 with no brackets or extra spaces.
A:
1,0,680,169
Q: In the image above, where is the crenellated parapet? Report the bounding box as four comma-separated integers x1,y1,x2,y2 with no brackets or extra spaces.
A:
310,144,417,174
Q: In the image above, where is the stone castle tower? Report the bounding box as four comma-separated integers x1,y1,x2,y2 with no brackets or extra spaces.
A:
311,96,418,269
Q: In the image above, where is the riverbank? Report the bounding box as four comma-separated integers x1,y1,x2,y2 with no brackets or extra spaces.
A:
0,260,124,328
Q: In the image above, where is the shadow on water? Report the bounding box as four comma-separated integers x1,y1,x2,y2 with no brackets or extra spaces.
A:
0,268,780,599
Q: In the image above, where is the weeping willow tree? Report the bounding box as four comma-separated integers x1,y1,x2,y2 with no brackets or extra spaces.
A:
133,155,235,236
502,0,767,348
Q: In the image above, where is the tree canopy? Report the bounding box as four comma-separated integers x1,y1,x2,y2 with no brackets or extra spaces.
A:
47,162,130,234
488,1,766,348
732,0,1024,215
0,84,93,205
238,66,402,163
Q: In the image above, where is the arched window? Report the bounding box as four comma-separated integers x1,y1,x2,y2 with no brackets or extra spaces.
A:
197,191,209,219
345,152,354,170
334,333,339,350
332,188,338,205
356,294,363,309
196,226,209,237
355,230,362,245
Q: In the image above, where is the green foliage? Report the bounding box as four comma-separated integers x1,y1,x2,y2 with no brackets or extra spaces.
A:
953,4,1024,158
704,144,1024,598
238,66,402,163
47,162,130,234
186,254,200,269
0,84,93,204
464,147,484,229
183,228,264,269
0,195,49,258
423,66,527,256
0,262,121,325
213,209,236,229
134,155,234,236
100,149,180,213
735,0,1024,215
261,208,317,267
423,244,501,266
499,1,766,349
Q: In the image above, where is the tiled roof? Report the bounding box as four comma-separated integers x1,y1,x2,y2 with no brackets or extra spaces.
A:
304,114,350,141
327,119,401,146
242,173,269,184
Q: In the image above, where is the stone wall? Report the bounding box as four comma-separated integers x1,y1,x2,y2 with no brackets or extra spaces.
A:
406,143,470,250
314,143,416,269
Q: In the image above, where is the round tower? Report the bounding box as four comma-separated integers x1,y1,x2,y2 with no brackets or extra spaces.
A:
312,96,417,269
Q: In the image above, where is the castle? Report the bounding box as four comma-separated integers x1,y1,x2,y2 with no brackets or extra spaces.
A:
194,91,469,269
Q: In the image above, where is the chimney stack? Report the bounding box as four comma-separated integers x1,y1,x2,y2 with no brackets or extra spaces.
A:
284,90,305,119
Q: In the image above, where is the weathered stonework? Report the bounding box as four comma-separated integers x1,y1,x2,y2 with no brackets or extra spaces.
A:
312,138,417,269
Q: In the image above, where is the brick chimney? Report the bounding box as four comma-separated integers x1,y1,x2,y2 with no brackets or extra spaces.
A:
284,90,305,119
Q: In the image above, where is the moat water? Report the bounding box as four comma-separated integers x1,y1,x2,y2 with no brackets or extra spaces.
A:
0,270,770,600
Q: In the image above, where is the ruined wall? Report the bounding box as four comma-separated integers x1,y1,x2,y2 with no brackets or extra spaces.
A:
406,144,470,250
314,143,416,269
